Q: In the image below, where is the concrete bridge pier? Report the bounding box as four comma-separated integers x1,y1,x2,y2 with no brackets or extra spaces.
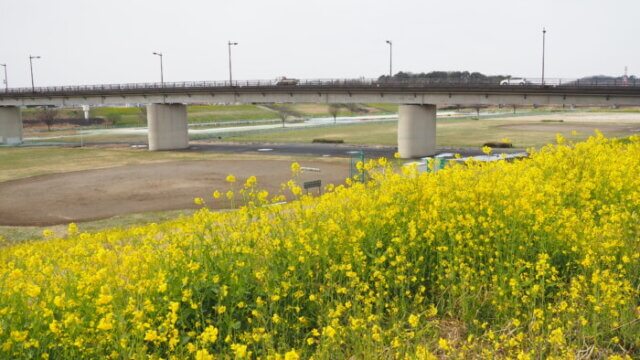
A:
397,104,436,158
0,106,23,146
147,103,189,151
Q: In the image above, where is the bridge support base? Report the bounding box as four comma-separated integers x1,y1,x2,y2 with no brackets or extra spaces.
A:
398,104,436,158
0,107,23,146
147,103,189,151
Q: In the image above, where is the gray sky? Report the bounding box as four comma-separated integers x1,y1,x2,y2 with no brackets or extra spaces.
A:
0,0,637,87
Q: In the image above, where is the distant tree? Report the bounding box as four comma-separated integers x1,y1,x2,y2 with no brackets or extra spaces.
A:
379,71,510,84
278,109,290,128
328,104,341,124
567,75,636,86
137,106,147,127
38,107,58,131
272,105,303,128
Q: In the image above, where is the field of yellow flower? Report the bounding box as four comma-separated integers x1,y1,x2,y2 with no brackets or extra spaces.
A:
1,134,639,359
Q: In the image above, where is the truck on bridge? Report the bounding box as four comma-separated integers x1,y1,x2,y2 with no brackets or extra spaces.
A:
275,76,299,86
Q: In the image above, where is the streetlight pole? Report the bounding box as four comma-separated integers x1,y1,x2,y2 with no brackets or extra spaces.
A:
386,40,393,78
228,41,238,85
0,64,7,92
152,52,164,86
29,55,40,92
541,27,546,85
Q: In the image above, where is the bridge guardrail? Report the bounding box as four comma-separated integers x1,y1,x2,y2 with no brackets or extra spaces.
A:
1,77,639,96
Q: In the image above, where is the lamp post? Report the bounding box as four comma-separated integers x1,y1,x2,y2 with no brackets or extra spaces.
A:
152,52,164,86
29,55,40,92
228,41,238,85
541,27,546,85
0,64,7,92
385,40,393,78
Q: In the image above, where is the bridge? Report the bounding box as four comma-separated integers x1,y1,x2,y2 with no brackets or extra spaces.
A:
1,78,640,158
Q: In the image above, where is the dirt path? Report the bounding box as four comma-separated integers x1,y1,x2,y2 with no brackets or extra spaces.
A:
0,159,349,226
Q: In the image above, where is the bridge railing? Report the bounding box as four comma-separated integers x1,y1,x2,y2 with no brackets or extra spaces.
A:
1,77,639,95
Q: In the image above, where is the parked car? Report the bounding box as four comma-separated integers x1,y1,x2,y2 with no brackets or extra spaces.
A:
500,78,530,85
275,76,299,86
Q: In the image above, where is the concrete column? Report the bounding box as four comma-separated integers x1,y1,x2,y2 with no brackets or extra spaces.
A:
0,106,23,146
81,105,90,120
397,104,436,158
147,103,189,151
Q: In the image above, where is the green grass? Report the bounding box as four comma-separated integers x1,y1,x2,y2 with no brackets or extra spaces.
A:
0,209,195,245
38,104,396,129
365,103,399,113
224,121,398,145
90,107,142,117
21,105,282,129
0,147,296,183
0,147,177,182
88,105,280,126
584,106,640,113
24,103,396,129
20,109,640,149
187,105,279,123
223,115,640,148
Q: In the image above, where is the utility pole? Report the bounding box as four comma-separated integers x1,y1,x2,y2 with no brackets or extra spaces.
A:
0,64,7,92
541,27,546,85
29,55,41,92
385,40,393,78
228,41,238,85
152,52,164,86
624,65,629,85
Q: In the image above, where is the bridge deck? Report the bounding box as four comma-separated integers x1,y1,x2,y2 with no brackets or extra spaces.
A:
2,79,640,107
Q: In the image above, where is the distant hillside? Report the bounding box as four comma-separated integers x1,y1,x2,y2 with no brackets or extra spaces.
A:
564,74,637,86
578,75,636,81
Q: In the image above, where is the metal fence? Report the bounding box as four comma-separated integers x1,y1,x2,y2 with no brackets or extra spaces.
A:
2,77,639,96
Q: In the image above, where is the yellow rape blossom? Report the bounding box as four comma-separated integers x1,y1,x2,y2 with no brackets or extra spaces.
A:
0,135,638,358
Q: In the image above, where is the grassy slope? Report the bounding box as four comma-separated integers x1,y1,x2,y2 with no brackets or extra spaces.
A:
0,147,302,243
0,147,182,182
0,147,300,183
26,104,398,128
0,209,195,245
22,105,281,128
224,113,640,148
0,147,201,243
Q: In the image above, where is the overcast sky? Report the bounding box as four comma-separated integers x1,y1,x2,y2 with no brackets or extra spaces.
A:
0,0,637,87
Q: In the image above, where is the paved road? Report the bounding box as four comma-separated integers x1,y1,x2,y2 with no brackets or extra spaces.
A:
187,141,525,159
23,139,524,159
190,141,397,158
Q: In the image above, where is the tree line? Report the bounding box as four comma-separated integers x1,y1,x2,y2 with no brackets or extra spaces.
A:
378,71,510,84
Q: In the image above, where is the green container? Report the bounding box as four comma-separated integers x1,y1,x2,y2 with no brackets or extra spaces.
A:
422,157,448,173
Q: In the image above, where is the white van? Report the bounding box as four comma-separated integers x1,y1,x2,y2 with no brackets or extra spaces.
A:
500,78,530,85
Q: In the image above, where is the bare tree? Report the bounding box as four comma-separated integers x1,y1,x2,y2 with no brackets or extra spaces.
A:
273,105,303,128
328,104,341,124
137,106,147,127
38,107,58,131
278,109,290,128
